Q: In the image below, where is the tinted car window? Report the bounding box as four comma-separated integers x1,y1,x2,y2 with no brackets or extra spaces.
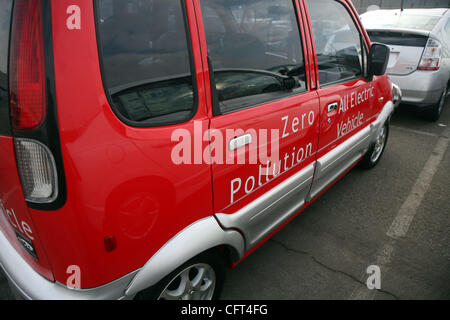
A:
367,31,428,47
307,0,363,86
96,0,195,126
0,0,13,136
200,0,307,114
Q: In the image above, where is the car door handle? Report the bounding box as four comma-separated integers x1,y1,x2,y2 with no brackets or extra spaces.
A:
229,134,252,151
327,102,338,113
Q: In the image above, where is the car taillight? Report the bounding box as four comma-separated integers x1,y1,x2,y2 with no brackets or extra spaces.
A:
14,139,58,203
9,0,59,204
9,0,46,130
418,38,442,71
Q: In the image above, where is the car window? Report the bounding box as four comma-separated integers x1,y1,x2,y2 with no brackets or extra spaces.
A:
200,0,307,115
0,0,13,136
307,0,364,86
96,0,195,126
0,0,12,87
361,11,441,32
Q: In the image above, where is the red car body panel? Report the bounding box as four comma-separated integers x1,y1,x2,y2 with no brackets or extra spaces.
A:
24,0,213,288
0,0,394,292
209,91,320,213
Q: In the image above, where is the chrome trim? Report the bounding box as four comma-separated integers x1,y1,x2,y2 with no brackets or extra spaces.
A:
309,126,371,200
0,215,138,300
125,217,245,297
215,163,315,250
327,102,339,113
392,83,402,109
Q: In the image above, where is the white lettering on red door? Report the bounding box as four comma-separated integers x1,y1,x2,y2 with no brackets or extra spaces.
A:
336,85,376,139
338,85,374,114
229,110,316,205
337,112,365,138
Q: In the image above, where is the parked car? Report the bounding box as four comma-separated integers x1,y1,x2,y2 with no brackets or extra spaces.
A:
0,0,396,300
361,8,450,121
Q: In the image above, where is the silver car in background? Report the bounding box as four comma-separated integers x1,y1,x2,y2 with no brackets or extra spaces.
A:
361,9,450,121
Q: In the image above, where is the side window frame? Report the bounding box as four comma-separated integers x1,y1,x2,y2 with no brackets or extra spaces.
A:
93,0,199,128
0,0,13,136
307,0,369,89
200,0,311,117
361,34,369,78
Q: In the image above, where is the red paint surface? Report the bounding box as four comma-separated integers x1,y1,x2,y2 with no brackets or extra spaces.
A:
0,0,394,289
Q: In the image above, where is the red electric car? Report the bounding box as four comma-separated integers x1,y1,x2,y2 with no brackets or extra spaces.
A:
0,0,397,300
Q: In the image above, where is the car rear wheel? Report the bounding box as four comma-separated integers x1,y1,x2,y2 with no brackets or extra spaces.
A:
426,86,447,122
360,122,389,169
134,250,226,300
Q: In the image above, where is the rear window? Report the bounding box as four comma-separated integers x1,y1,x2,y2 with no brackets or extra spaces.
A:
96,0,196,126
361,12,441,32
367,31,429,47
0,0,13,136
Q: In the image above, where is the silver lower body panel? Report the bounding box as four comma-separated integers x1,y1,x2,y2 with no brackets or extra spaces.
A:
215,163,315,250
309,126,371,200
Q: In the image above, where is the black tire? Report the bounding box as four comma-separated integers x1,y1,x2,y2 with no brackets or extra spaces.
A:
134,249,226,300
424,86,447,122
360,122,389,169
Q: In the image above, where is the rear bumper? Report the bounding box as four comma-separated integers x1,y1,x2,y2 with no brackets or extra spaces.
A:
389,70,446,107
0,222,138,300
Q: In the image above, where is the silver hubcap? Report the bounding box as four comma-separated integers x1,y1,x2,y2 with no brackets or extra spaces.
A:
371,126,387,163
158,263,216,300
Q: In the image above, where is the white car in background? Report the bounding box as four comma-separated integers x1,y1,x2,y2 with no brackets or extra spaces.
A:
361,8,450,121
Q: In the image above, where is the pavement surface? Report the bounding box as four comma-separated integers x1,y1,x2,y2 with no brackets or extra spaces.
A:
1,97,450,300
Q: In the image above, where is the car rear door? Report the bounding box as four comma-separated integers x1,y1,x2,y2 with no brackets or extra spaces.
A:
194,0,320,251
305,0,377,199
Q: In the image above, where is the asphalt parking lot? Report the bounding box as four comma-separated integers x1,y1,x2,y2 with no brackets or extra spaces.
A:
1,98,450,300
